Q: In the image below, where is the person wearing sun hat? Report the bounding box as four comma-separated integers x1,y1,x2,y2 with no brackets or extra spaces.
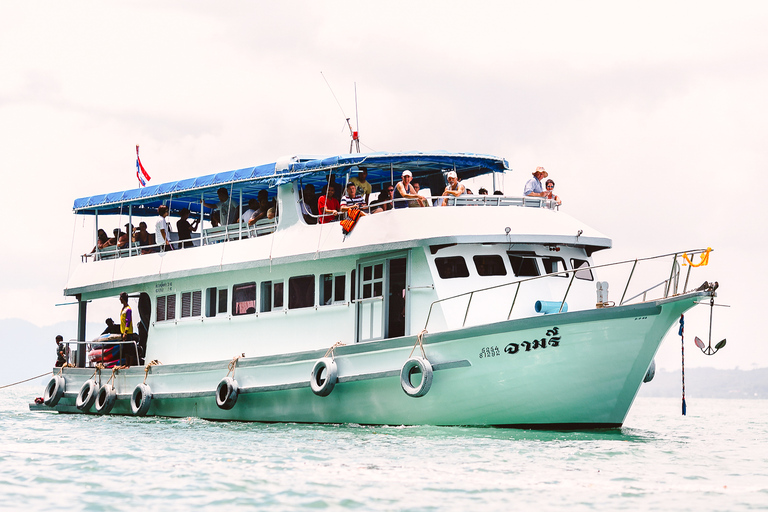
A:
524,166,549,197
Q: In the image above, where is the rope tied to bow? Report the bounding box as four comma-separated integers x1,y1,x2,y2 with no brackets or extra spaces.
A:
408,329,429,359
682,247,712,267
143,360,162,384
57,363,75,376
323,341,346,359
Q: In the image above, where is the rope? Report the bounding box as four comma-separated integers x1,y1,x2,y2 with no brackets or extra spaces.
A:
408,329,429,359
682,248,711,267
143,360,162,384
680,314,686,416
0,371,52,389
106,365,130,386
57,363,76,375
226,354,245,378
323,341,346,359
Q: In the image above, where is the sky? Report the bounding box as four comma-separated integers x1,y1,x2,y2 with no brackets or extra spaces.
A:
1,0,766,372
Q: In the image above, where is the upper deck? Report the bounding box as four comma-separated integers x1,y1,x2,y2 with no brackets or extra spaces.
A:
66,151,612,296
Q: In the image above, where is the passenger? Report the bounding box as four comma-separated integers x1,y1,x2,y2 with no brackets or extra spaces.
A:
301,184,318,224
410,182,429,207
155,205,173,251
441,171,466,206
133,222,151,254
493,190,504,195
544,179,562,205
202,187,237,227
349,167,372,204
371,184,394,212
119,292,139,365
317,184,340,224
54,334,67,367
117,227,130,249
478,188,488,195
102,317,122,336
241,198,259,224
524,167,548,197
176,208,200,248
394,170,425,208
340,182,368,215
248,190,270,226
85,229,111,257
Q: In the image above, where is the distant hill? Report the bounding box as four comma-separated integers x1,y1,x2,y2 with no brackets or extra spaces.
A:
638,368,768,399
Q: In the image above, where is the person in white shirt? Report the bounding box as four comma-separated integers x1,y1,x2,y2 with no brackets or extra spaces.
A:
154,205,172,251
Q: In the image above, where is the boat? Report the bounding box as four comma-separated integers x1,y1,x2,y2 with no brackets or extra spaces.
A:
32,151,717,428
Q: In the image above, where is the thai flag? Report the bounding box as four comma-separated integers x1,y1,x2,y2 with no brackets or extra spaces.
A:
136,145,152,187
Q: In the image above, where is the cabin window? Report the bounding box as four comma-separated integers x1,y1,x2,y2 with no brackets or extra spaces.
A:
233,282,257,315
181,290,202,318
435,256,470,279
289,275,315,309
156,294,176,322
571,259,594,281
542,257,568,277
205,287,228,317
473,255,507,276
260,281,284,312
507,252,540,277
320,273,346,305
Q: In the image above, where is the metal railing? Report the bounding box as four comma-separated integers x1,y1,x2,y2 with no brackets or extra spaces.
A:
58,339,141,368
423,248,712,332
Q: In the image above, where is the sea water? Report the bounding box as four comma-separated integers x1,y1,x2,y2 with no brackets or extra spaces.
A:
0,386,766,511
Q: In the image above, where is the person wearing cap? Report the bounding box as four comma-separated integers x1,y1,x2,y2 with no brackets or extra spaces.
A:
349,167,372,204
393,170,425,209
441,170,466,206
524,166,549,197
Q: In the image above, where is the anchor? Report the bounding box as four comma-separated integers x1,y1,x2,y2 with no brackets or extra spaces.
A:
693,281,727,356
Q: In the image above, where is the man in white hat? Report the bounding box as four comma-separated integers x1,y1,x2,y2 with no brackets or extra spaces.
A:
524,166,549,197
441,170,466,206
394,170,425,208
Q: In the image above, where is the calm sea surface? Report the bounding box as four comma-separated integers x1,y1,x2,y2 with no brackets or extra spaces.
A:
1,385,766,511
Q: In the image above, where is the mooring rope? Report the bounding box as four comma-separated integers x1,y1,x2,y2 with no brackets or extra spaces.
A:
226,354,245,378
680,314,686,416
0,371,52,389
408,329,429,359
57,363,75,375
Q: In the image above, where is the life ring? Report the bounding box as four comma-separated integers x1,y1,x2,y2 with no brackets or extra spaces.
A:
76,379,98,411
94,383,117,415
215,376,238,410
43,375,66,407
400,357,433,398
131,383,152,416
310,357,338,397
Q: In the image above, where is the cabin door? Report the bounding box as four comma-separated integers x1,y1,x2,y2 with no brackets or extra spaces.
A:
356,255,408,342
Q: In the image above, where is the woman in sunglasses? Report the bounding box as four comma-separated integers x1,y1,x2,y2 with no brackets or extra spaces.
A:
544,179,562,205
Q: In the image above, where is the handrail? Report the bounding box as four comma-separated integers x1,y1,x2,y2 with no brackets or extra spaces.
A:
423,247,713,332
60,339,140,368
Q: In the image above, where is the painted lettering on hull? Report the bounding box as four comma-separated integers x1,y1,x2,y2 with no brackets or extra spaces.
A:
504,327,561,355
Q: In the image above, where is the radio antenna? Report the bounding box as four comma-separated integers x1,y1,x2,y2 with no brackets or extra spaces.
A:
320,72,360,153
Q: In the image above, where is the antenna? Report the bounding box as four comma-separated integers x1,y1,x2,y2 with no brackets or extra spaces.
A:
320,72,360,153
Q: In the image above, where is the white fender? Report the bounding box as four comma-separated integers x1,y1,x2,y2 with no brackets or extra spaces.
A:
310,357,338,397
131,383,152,416
76,379,98,411
400,357,433,398
43,375,66,407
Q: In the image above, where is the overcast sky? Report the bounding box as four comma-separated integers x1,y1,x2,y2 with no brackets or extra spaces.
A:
1,1,766,371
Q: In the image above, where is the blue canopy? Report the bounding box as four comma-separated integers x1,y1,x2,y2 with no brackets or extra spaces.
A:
72,151,510,216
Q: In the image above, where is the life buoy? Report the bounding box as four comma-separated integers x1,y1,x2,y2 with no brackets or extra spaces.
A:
215,377,238,410
310,357,338,397
94,383,117,414
43,375,65,406
76,379,98,411
400,357,433,398
131,383,152,416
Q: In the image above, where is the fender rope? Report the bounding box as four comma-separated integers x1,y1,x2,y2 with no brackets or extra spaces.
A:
226,354,245,378
57,363,75,376
143,360,162,384
682,247,711,267
323,341,346,359
408,329,429,359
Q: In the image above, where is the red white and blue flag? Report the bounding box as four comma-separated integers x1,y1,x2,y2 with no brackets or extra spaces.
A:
136,145,152,187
